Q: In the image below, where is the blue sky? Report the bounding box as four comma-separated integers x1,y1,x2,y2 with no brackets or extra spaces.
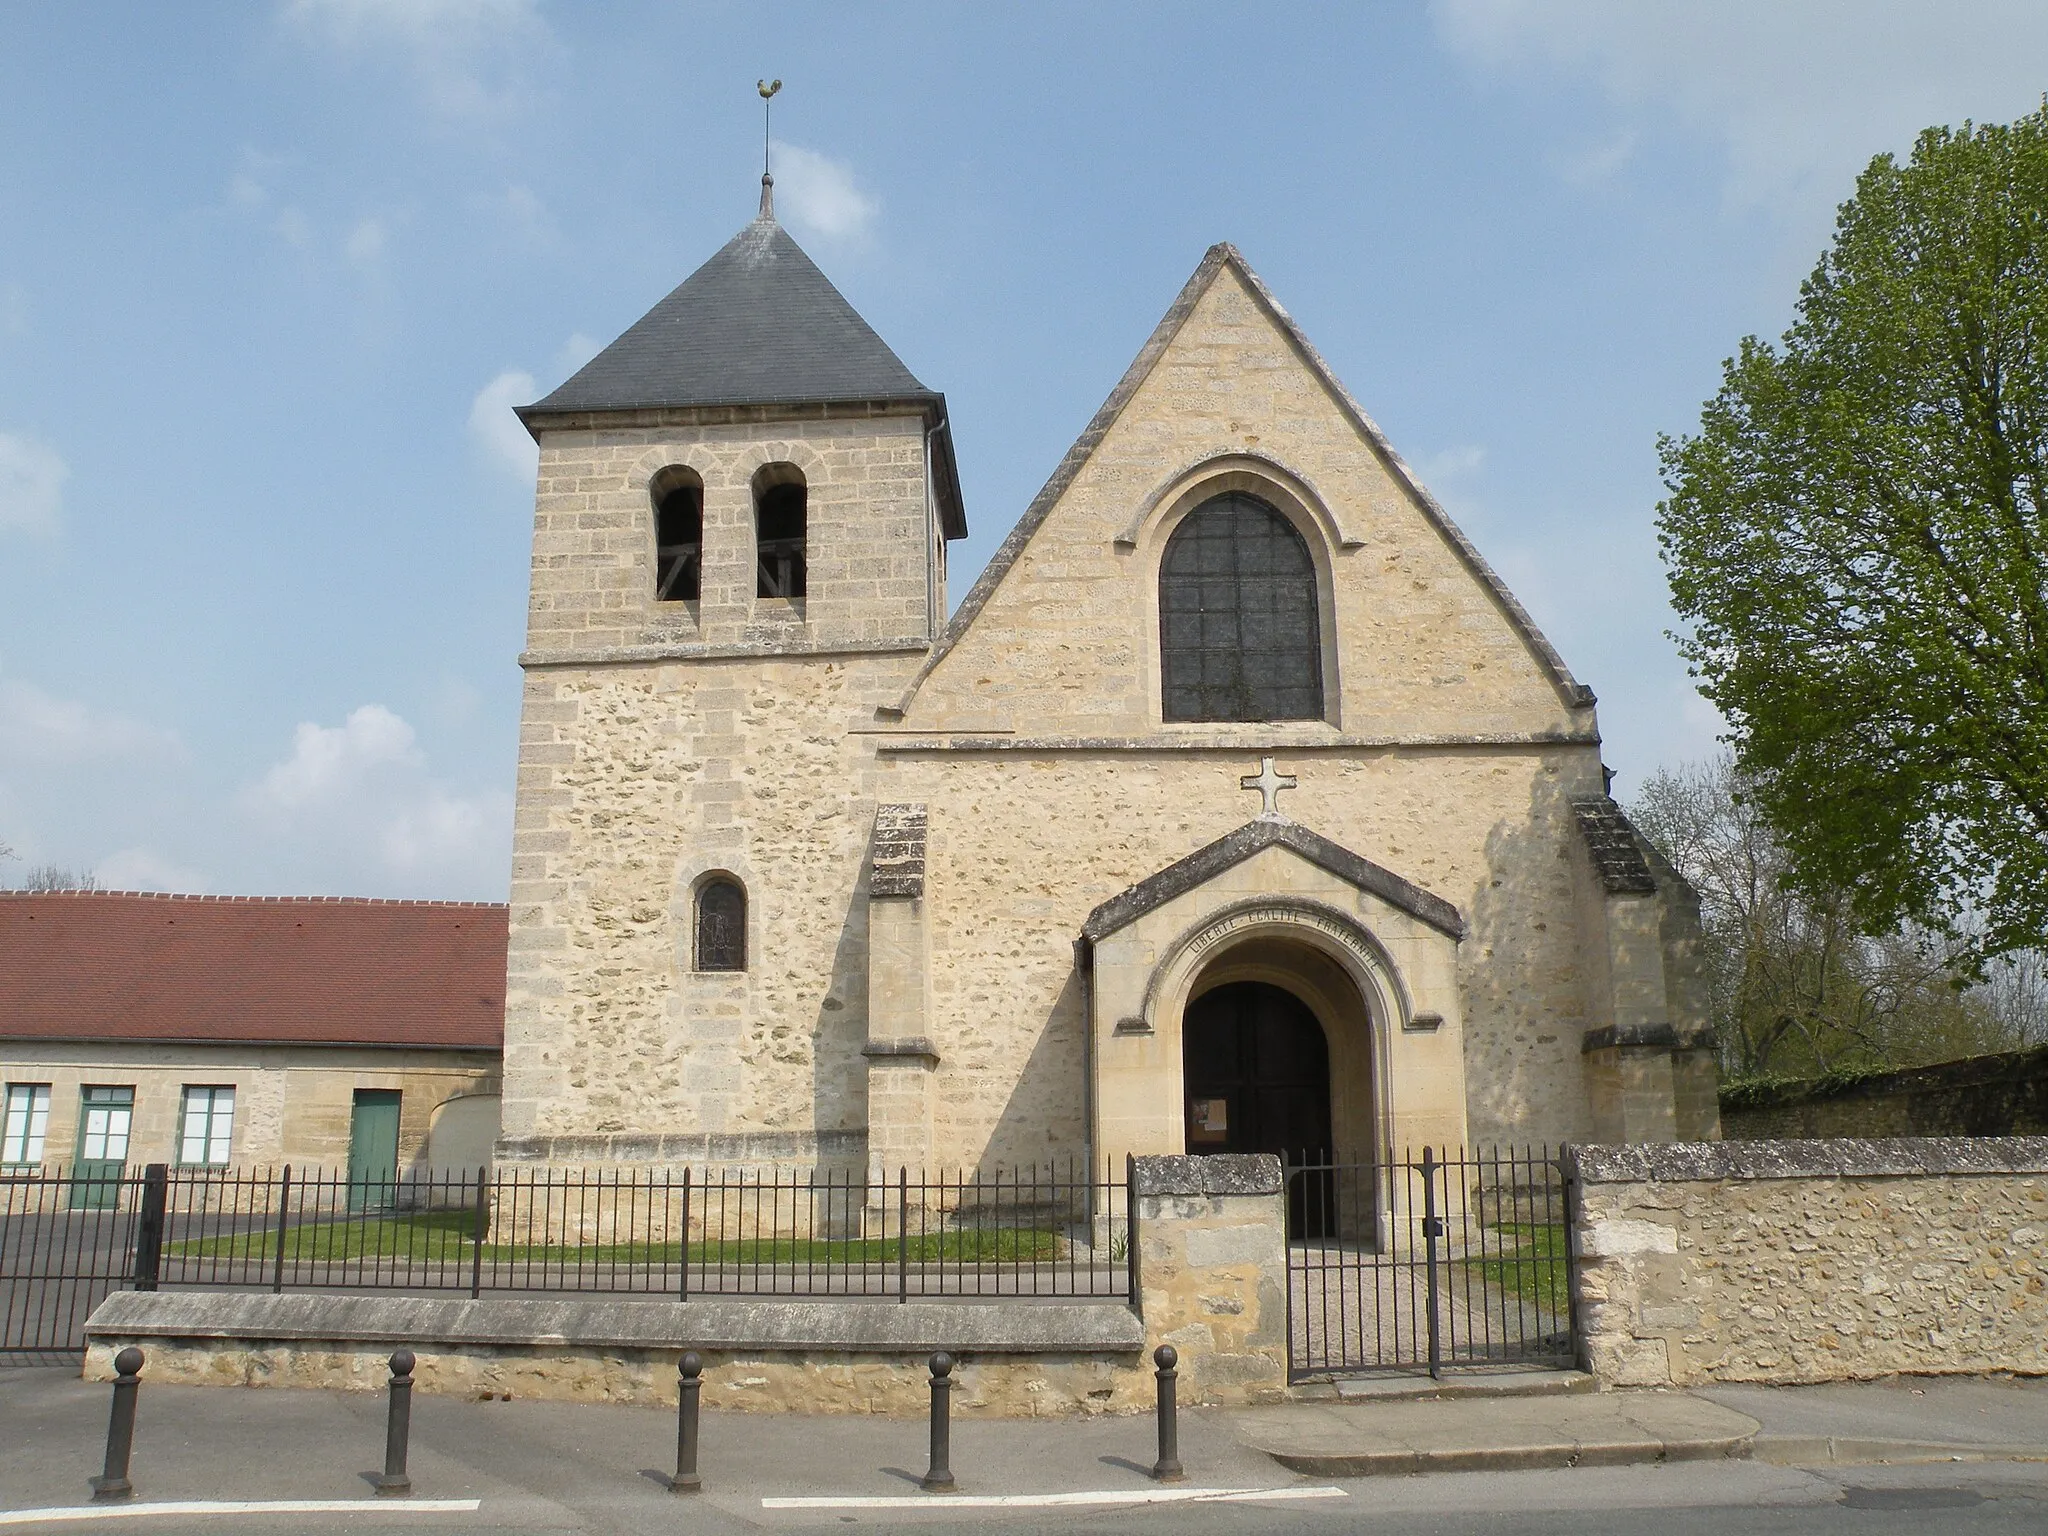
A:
3,2,2045,900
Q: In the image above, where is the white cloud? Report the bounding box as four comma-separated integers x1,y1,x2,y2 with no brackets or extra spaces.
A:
769,141,880,244
1431,0,2048,214
243,703,511,889
284,0,549,120
557,332,599,375
274,207,313,249
254,704,419,811
1416,444,1488,485
344,216,388,269
0,677,183,764
468,369,538,477
494,182,551,240
97,847,208,894
0,431,67,536
1547,129,1637,186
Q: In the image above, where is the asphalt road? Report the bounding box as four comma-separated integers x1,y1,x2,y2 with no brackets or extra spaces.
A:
5,1366,2048,1534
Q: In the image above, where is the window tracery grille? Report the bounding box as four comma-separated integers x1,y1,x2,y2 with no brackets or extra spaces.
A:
695,878,747,972
1159,492,1324,722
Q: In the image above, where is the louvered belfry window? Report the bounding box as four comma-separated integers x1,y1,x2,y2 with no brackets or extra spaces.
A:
1159,492,1324,722
695,878,746,972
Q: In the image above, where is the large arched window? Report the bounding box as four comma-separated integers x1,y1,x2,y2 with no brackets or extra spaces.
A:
652,467,703,602
753,464,807,599
695,877,747,972
1159,492,1324,722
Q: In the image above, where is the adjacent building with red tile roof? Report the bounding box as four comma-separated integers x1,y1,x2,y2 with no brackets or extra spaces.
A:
0,892,505,1172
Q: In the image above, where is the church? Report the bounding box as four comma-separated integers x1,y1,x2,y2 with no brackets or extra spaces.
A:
496,174,1719,1183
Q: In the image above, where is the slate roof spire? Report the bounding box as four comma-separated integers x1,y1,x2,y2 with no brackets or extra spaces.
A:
518,175,964,538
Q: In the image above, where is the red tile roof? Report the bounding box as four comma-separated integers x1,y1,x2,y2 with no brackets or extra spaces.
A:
0,892,505,1051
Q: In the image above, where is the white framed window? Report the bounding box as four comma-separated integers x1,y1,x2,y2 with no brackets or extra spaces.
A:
178,1085,235,1166
3,1083,51,1165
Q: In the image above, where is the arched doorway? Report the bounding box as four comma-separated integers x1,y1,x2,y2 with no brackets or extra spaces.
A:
1182,980,1336,1237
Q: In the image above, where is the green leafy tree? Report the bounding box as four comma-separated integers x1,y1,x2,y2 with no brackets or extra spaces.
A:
1630,758,2037,1081
1659,105,2048,961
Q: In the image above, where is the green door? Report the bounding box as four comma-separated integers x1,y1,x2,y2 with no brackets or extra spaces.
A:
346,1089,403,1212
71,1086,134,1210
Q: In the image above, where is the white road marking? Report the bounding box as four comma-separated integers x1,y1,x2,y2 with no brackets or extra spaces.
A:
0,1500,482,1525
762,1485,1349,1509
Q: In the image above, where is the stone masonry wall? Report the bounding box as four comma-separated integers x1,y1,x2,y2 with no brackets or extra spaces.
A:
524,406,938,657
1133,1153,1289,1404
0,1040,497,1170
1722,1046,2048,1141
502,251,1644,1168
1570,1139,2048,1388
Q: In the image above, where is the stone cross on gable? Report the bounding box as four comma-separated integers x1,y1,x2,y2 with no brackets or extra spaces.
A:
1240,757,1298,818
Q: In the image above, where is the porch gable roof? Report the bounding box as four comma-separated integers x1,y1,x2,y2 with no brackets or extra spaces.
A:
1079,817,1466,944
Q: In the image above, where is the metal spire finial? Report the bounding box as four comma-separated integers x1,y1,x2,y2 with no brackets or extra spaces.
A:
757,78,782,218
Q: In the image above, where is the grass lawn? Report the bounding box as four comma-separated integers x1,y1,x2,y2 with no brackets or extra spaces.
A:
1461,1223,1570,1310
166,1211,1065,1267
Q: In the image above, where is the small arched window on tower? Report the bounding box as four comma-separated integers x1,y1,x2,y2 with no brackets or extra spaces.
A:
695,877,746,972
652,468,703,602
1159,491,1324,722
753,464,807,600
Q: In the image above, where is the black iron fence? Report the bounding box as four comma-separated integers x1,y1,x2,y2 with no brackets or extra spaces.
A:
3,1161,1132,1358
1285,1146,1577,1379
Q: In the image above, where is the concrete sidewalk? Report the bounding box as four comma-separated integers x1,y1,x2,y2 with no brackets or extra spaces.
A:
1229,1389,1759,1476
1229,1373,2048,1478
1702,1377,2048,1467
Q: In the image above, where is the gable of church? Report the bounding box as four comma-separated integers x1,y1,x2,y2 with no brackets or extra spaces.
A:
890,246,1591,741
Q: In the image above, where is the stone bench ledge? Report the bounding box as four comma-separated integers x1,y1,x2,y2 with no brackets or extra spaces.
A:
84,1291,1145,1355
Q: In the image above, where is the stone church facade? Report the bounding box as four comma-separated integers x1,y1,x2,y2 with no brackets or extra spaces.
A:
498,178,1719,1180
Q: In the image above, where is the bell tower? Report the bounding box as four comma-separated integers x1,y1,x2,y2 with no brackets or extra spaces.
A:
497,177,967,1169
512,172,966,660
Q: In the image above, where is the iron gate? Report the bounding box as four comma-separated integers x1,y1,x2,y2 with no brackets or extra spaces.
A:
1285,1146,1577,1379
1,1168,152,1363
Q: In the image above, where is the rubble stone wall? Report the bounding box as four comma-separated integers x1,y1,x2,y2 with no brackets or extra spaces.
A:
1569,1138,2048,1387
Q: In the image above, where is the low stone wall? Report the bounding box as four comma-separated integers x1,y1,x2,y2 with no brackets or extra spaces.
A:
1721,1046,2048,1140
82,1153,1297,1415
84,1293,1147,1417
1569,1138,2048,1388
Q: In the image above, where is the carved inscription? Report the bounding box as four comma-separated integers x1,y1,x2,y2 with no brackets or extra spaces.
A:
1184,904,1361,961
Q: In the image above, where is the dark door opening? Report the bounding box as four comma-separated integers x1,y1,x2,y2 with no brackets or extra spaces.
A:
1183,981,1335,1238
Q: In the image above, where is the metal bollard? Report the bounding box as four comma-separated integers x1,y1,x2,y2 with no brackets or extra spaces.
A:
921,1351,956,1492
668,1351,703,1493
1150,1344,1184,1482
88,1347,145,1501
371,1349,416,1496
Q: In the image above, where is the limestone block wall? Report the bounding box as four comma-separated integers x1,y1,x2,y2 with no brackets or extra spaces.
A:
1132,1153,1289,1403
889,746,1608,1160
502,255,1659,1171
524,406,939,659
504,687,1615,1169
1568,1139,2048,1387
897,261,1586,742
0,1041,497,1170
501,654,919,1165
